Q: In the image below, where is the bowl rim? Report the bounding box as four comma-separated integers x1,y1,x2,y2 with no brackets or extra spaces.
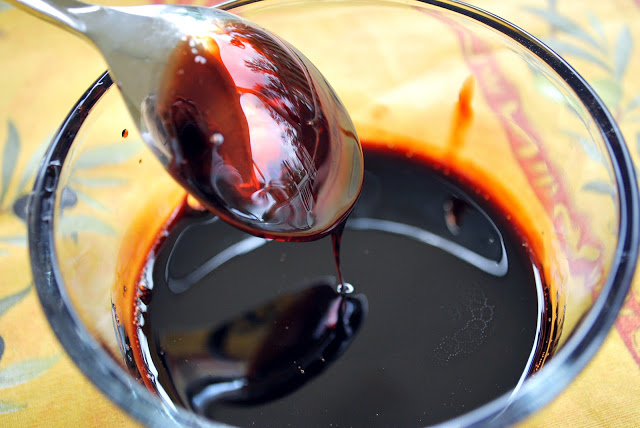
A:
28,0,639,427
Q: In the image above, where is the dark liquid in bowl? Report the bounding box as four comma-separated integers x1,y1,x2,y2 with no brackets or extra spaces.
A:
116,145,554,427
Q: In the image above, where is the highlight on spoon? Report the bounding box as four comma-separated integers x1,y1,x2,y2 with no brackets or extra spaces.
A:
141,15,364,241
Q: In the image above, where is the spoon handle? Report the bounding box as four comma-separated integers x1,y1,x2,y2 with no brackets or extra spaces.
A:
5,0,91,37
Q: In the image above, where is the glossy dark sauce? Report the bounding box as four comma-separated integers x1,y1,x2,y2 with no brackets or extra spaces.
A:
117,145,554,427
144,20,362,241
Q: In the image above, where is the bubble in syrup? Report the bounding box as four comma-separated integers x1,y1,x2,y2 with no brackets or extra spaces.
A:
210,132,224,146
186,194,206,211
337,282,354,294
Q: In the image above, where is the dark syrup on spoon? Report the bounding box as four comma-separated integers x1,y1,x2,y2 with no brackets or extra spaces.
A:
145,20,363,242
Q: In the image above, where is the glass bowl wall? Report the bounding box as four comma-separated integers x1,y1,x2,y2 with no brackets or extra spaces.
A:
28,0,638,427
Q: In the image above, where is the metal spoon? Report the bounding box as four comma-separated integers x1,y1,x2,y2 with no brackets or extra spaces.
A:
9,0,364,240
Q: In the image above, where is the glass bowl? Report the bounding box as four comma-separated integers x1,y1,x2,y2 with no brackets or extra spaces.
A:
28,0,639,426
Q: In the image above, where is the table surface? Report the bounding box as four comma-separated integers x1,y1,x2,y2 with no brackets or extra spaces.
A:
1,0,640,426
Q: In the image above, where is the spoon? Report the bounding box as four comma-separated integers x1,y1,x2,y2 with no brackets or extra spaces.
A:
10,0,364,240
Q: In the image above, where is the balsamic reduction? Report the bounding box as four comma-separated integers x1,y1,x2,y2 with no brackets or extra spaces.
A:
118,145,553,427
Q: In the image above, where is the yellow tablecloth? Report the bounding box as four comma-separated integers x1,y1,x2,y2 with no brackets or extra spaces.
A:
1,0,640,426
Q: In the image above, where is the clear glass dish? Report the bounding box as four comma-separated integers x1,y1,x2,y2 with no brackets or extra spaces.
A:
28,0,639,426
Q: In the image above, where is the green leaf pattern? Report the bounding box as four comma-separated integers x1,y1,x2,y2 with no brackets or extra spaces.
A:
0,121,20,206
0,121,140,251
544,38,612,72
525,4,638,116
0,120,138,416
73,187,111,212
70,176,129,188
626,94,640,114
524,2,640,198
0,1,14,13
614,26,632,80
583,180,616,197
16,135,50,195
0,235,26,247
0,355,61,389
524,7,604,51
585,10,607,46
0,401,26,415
74,141,142,169
63,140,141,219
59,214,117,236
0,284,60,415
0,283,32,318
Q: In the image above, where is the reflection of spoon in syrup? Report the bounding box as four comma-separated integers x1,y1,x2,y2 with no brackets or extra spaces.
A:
156,280,367,411
9,0,364,240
